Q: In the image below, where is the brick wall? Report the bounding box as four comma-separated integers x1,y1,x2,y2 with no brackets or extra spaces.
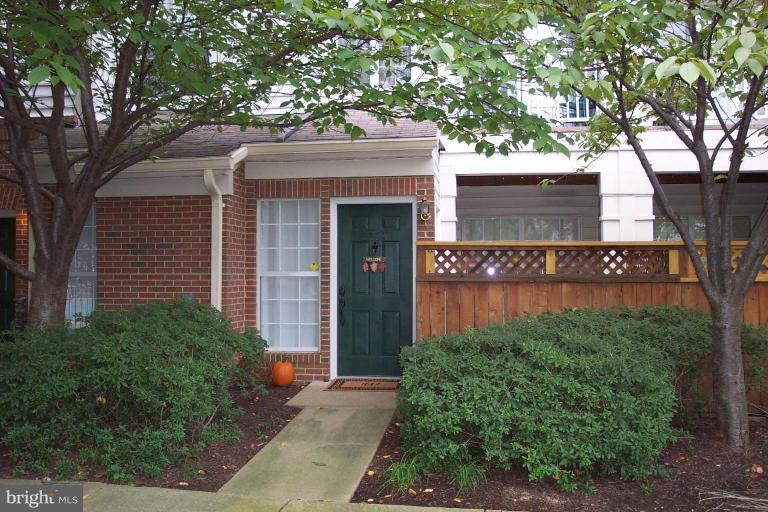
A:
249,175,436,382
221,163,252,331
95,196,212,308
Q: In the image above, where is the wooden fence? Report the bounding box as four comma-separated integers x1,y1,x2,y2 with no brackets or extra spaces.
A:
416,241,768,411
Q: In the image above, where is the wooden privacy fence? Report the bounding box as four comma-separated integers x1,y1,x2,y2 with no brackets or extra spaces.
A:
416,241,768,411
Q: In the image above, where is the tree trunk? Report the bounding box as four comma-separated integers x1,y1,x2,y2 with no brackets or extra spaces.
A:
710,302,750,451
27,265,70,327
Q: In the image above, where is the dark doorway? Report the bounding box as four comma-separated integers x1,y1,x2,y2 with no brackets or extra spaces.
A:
0,218,15,330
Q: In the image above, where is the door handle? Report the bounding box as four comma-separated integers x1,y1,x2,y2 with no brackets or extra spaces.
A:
338,287,346,326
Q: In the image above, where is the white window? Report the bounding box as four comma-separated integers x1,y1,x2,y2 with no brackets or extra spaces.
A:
258,200,320,351
459,216,581,241
66,207,96,319
559,95,597,125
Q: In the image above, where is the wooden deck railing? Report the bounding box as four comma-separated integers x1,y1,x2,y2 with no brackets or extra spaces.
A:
417,241,768,282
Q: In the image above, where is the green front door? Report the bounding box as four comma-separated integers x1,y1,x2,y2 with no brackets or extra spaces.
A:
337,204,413,377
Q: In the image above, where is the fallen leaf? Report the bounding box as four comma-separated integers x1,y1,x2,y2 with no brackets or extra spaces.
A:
752,464,764,475
408,488,417,496
196,469,206,475
367,470,376,476
424,488,434,493
367,499,374,503
382,455,391,459
312,461,328,467
178,482,189,487
454,498,462,503
278,442,288,448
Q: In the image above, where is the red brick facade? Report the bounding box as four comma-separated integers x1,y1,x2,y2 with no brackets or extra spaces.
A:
250,176,436,381
0,142,437,381
95,196,212,308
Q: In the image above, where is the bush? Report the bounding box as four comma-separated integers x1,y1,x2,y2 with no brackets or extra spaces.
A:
397,306,768,492
0,299,266,481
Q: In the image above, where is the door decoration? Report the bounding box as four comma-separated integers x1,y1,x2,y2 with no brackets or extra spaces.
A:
362,256,387,273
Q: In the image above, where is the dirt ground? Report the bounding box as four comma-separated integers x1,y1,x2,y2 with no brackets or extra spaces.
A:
0,384,303,492
353,416,768,512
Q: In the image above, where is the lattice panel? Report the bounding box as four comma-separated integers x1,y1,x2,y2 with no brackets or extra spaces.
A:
433,248,546,276
555,248,669,277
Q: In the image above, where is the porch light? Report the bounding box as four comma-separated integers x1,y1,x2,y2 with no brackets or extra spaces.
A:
418,198,431,221
487,267,496,276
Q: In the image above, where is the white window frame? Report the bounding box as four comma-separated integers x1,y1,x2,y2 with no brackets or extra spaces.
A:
257,199,321,353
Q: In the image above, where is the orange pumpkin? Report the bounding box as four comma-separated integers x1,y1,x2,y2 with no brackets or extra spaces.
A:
272,360,295,387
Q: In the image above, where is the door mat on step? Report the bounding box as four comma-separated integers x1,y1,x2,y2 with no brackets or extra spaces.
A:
325,379,399,391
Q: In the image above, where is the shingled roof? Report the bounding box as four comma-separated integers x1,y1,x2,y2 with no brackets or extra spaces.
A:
32,111,438,160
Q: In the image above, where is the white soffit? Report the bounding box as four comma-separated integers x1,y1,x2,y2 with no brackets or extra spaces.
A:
244,137,439,179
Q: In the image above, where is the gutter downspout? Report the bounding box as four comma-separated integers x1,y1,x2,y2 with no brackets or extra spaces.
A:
203,169,223,310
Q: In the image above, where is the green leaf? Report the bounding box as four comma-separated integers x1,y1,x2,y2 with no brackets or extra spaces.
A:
439,41,456,61
692,60,716,83
678,62,700,85
381,27,396,40
655,56,679,80
746,58,764,77
734,47,751,67
27,65,50,85
739,31,756,49
349,125,365,140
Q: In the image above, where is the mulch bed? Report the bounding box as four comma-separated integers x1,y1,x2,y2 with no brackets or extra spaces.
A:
353,415,768,511
0,384,303,492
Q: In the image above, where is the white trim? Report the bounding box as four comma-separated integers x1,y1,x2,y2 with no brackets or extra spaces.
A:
203,169,223,310
330,196,417,379
245,137,437,156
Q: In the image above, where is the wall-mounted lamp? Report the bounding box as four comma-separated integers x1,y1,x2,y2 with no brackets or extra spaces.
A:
418,198,431,221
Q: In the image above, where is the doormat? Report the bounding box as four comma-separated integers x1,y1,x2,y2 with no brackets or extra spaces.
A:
325,379,399,391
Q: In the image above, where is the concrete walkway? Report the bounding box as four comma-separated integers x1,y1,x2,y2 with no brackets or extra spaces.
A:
219,381,395,502
0,384,516,510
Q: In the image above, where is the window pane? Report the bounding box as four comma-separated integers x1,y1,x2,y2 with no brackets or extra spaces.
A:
524,218,542,240
499,218,520,240
539,218,559,241
299,224,319,248
460,219,484,241
483,218,499,240
654,217,683,241
299,249,318,271
299,200,320,223
300,277,319,300
261,225,279,248
261,201,279,224
732,216,751,240
691,216,706,240
66,207,96,320
279,250,298,272
299,325,319,349
281,200,299,223
280,224,299,248
279,300,299,323
300,302,319,323
261,249,279,272
280,325,299,348
559,218,579,241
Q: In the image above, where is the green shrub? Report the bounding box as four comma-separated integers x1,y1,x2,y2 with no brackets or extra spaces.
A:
0,299,266,481
397,306,768,492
